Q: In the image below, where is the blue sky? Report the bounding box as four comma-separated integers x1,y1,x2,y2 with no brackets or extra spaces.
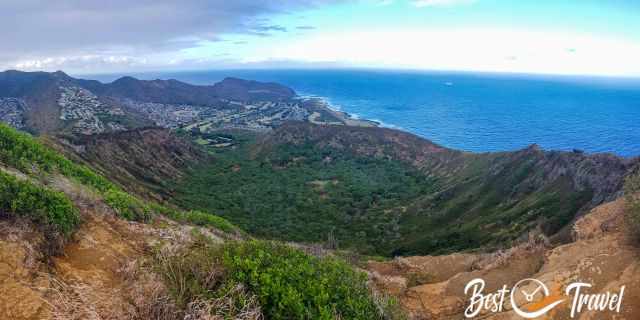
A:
3,0,640,76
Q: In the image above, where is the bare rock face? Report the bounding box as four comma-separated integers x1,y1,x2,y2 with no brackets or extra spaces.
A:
368,197,640,319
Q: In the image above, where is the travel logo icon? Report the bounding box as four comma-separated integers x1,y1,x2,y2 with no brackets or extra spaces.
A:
464,278,625,319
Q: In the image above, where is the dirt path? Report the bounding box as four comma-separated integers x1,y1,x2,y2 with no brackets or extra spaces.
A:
50,213,144,319
0,220,52,320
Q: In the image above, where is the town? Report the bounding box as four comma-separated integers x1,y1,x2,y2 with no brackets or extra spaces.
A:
0,98,26,129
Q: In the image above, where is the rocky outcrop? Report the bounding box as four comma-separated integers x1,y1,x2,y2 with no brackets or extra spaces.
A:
368,197,640,319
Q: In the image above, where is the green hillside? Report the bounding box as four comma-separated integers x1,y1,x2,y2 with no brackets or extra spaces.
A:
0,123,394,319
172,123,633,256
0,123,238,233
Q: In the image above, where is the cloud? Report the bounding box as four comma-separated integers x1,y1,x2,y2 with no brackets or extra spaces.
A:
13,55,149,72
412,0,476,7
263,28,640,76
251,24,288,33
0,0,343,72
296,25,317,30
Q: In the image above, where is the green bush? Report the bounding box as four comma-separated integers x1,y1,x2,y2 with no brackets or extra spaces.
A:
223,240,381,320
0,124,119,190
0,124,149,222
104,189,151,221
156,239,383,320
150,203,239,234
0,171,79,235
182,210,237,233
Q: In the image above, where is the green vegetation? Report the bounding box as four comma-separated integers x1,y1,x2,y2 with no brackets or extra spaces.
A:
0,171,79,235
397,172,593,255
173,139,435,255
150,204,239,234
104,189,151,221
0,123,149,221
624,167,640,243
0,123,239,237
174,129,601,256
155,238,388,320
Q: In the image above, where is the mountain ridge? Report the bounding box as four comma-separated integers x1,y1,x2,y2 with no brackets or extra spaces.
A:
1,69,639,318
1,69,637,255
0,70,298,135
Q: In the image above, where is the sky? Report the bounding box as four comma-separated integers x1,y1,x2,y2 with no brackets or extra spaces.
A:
2,0,640,76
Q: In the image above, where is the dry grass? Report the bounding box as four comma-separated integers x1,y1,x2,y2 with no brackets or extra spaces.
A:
117,259,181,320
369,288,408,320
184,284,263,320
45,276,103,320
42,258,178,320
471,231,549,271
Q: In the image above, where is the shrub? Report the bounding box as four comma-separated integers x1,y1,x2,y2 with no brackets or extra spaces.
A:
150,203,239,234
0,171,79,235
0,124,149,222
104,189,151,221
223,240,381,320
182,210,237,233
155,239,384,320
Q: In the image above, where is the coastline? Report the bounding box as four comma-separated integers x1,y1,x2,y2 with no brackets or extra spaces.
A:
296,95,380,128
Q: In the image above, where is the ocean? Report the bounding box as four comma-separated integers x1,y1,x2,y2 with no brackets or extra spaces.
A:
87,69,640,157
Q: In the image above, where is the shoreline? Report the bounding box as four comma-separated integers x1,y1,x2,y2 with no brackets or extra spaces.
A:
293,95,637,159
296,95,381,128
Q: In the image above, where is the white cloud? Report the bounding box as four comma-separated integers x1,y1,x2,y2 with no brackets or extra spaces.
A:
0,0,344,72
9,55,149,72
257,28,640,76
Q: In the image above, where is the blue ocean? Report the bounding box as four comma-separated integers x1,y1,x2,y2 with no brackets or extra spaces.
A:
88,69,640,157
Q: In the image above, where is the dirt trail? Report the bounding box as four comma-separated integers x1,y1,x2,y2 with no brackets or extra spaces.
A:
369,198,640,319
0,221,52,320
0,172,194,320
50,213,144,319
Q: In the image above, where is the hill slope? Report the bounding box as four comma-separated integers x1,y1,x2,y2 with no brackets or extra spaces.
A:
51,127,206,200
0,123,388,320
170,122,636,256
0,70,296,135
368,196,640,319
